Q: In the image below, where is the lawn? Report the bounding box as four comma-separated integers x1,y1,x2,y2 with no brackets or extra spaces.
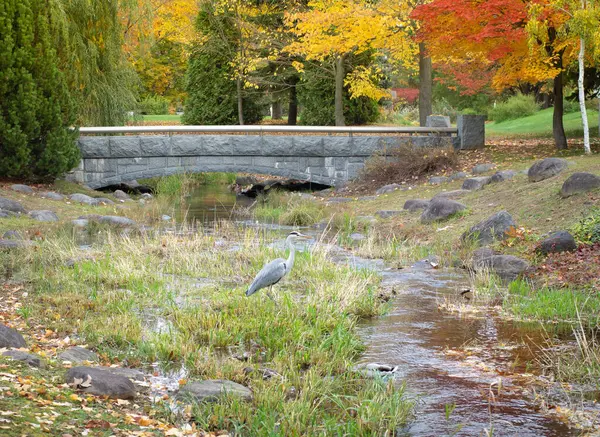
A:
141,114,182,122
486,107,600,138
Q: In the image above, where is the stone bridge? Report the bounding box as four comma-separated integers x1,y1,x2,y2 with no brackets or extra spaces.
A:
69,116,484,188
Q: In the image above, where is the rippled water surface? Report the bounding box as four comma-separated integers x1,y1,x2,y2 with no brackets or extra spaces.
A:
357,265,578,436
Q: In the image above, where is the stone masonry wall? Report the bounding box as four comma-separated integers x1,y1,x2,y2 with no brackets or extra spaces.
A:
70,134,456,188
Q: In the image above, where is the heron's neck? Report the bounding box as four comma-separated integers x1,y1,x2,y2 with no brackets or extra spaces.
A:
285,237,296,274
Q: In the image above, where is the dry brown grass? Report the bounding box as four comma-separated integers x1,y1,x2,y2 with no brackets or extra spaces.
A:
354,144,459,190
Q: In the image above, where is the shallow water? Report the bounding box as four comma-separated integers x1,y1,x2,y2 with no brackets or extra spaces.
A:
163,184,584,435
357,264,578,436
177,184,255,223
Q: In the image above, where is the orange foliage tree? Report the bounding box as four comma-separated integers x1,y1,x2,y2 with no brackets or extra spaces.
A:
413,0,582,149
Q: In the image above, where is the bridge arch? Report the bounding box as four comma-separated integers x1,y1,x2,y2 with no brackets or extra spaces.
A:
66,123,477,189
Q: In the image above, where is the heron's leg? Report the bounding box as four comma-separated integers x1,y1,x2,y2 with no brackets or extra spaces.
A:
266,285,276,302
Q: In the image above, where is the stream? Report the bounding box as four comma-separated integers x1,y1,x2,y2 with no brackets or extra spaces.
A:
168,183,584,436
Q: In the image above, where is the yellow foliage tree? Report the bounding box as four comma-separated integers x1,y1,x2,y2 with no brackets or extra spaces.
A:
285,0,417,126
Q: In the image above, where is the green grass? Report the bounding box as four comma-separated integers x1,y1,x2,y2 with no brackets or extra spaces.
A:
506,280,600,326
139,172,236,197
0,225,412,435
253,191,327,226
486,107,599,138
141,114,182,122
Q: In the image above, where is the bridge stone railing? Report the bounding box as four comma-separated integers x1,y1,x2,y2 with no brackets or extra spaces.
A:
69,118,483,188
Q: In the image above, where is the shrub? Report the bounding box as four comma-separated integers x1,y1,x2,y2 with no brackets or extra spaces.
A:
488,93,540,123
355,143,458,188
139,95,169,115
0,0,79,180
572,207,600,244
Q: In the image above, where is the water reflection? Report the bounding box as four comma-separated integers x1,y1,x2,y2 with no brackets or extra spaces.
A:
177,184,255,223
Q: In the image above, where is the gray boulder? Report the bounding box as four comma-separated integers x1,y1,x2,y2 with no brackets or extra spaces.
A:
429,176,449,185
0,325,26,348
376,184,403,195
475,255,529,282
350,233,366,242
98,216,136,227
39,191,64,201
448,172,468,181
94,197,115,205
375,210,403,219
462,177,491,191
71,219,89,228
528,158,568,182
70,193,98,205
29,210,59,222
179,380,253,403
433,190,471,200
98,367,146,382
3,231,22,239
490,170,516,183
58,347,98,364
0,239,34,249
403,199,430,212
358,196,377,202
0,211,11,218
10,184,34,194
113,190,130,200
537,231,577,255
462,211,516,246
65,366,136,399
421,198,467,224
141,193,153,200
560,172,600,198
0,198,26,214
472,163,496,174
2,350,44,368
470,247,497,266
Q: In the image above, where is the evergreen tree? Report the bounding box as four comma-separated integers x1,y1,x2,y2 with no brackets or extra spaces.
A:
0,0,79,179
298,61,379,126
183,48,264,125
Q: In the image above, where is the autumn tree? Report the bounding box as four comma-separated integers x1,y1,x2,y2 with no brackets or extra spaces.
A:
121,0,198,108
413,0,588,150
285,0,394,126
528,0,600,154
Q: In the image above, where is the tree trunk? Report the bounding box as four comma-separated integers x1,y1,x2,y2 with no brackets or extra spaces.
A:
578,36,591,154
418,42,433,127
542,92,551,109
272,100,282,120
288,78,298,126
334,55,345,126
552,71,567,150
237,77,244,125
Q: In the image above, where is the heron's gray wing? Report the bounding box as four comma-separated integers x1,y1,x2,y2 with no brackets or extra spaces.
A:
246,258,286,296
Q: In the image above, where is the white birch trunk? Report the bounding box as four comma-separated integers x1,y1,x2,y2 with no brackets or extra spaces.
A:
578,7,590,154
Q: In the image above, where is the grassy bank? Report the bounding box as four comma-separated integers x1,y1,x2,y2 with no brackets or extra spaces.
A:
486,107,599,138
0,220,412,435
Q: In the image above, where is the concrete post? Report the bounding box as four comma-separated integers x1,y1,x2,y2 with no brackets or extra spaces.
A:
456,115,485,149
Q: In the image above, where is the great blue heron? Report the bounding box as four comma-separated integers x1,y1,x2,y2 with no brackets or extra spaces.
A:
245,231,311,297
